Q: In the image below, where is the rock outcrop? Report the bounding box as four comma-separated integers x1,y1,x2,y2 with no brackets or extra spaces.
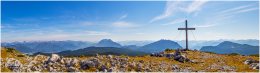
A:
244,58,259,70
150,50,192,63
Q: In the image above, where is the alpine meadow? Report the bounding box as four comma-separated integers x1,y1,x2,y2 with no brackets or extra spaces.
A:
1,0,259,72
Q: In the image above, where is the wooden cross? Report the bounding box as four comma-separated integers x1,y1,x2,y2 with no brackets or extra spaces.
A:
178,20,195,50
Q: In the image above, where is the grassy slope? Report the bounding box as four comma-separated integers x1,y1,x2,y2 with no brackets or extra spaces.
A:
184,50,258,72
1,47,28,72
71,50,259,72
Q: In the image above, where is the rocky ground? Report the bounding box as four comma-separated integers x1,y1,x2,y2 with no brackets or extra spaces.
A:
1,48,259,72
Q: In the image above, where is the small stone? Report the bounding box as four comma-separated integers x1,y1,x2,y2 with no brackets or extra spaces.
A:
68,66,77,72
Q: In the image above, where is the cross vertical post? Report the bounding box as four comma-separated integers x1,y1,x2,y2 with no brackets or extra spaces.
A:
185,20,188,50
178,20,195,50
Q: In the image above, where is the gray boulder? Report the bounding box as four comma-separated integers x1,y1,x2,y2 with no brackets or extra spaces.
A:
173,50,191,63
68,66,78,72
244,58,259,70
99,65,108,72
80,60,95,70
6,58,22,72
47,54,61,63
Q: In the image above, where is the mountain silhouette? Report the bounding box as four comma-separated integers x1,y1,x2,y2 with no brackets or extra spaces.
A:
138,39,182,53
95,39,122,47
200,41,259,55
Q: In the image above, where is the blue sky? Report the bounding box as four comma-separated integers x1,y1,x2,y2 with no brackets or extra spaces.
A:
1,1,259,42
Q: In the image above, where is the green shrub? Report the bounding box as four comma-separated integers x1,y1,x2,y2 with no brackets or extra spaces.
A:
17,54,25,57
204,51,216,54
6,48,16,53
165,48,173,51
249,54,259,57
228,53,240,56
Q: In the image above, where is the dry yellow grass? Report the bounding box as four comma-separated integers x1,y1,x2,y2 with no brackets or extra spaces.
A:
1,47,259,72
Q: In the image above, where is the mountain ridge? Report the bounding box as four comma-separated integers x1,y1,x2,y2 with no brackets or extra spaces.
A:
200,41,259,55
138,39,182,53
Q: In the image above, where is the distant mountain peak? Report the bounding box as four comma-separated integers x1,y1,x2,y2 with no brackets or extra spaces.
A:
217,41,239,47
139,40,182,53
96,39,121,47
100,39,112,41
98,39,118,44
158,39,174,42
221,41,235,44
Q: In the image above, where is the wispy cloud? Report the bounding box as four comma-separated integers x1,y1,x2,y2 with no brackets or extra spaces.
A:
112,21,138,28
150,1,208,23
219,4,252,14
162,18,186,26
85,31,111,35
150,1,183,23
193,3,258,28
119,14,128,20
235,7,258,14
193,15,233,28
219,4,258,16
185,0,208,13
194,24,217,28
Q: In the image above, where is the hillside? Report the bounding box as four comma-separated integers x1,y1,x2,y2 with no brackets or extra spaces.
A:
56,47,149,56
1,47,259,72
200,41,259,55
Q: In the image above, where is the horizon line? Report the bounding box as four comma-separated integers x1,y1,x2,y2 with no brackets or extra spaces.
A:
1,38,259,43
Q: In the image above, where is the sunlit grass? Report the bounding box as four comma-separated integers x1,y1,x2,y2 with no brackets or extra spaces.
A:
1,47,259,72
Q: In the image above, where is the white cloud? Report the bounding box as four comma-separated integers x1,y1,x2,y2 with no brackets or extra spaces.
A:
162,18,186,26
150,1,183,23
194,15,233,28
235,7,258,14
219,4,258,16
219,4,252,14
196,4,258,28
112,21,138,28
193,4,258,28
150,1,208,23
85,31,111,35
193,24,217,28
119,14,128,20
185,0,208,13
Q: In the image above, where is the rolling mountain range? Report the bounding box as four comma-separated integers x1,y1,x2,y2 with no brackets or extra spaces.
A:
200,41,259,55
177,39,259,50
1,41,94,53
1,39,259,55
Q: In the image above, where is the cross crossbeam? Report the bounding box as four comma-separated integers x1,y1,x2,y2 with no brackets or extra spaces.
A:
178,28,195,30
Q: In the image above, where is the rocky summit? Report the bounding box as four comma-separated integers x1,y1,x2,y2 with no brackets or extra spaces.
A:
1,47,259,72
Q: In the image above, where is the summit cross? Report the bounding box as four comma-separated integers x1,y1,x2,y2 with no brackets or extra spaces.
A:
178,20,196,50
